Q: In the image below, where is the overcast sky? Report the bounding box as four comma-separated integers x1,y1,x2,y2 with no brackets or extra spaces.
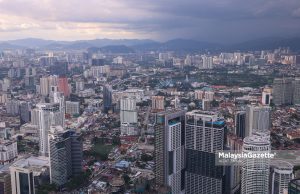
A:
0,0,300,43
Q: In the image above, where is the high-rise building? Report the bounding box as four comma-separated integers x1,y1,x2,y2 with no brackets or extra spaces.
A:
245,105,270,137
226,133,243,194
39,77,49,96
65,101,80,115
235,111,246,139
9,156,49,194
120,96,137,124
262,88,272,105
289,179,300,194
31,103,64,156
58,76,70,98
19,101,31,124
152,96,165,111
185,110,226,194
50,62,68,76
48,127,82,186
201,55,213,69
272,78,294,105
241,132,270,194
270,160,293,194
154,109,186,194
103,84,113,113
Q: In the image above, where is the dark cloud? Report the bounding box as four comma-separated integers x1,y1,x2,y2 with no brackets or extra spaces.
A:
0,0,299,42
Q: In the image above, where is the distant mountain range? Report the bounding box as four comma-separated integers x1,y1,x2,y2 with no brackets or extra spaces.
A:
0,37,300,52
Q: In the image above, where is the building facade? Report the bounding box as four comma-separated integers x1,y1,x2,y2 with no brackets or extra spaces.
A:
185,110,226,194
154,109,186,194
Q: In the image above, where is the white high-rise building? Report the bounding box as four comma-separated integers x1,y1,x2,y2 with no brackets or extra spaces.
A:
39,77,49,96
120,96,137,124
185,110,225,194
202,55,213,69
270,160,293,194
245,105,271,137
241,132,271,194
154,109,186,194
31,103,64,156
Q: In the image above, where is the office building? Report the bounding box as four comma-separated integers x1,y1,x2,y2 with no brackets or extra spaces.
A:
241,132,270,194
48,127,83,186
19,101,31,124
270,160,293,194
103,84,113,113
154,109,186,194
185,110,226,194
120,96,137,124
152,96,164,111
245,105,270,137
272,78,294,105
10,156,50,194
234,111,246,139
31,103,64,156
65,101,80,115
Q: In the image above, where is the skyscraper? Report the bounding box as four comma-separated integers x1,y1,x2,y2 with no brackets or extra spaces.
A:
272,78,294,106
270,160,293,194
58,76,70,98
48,127,83,186
185,110,226,194
154,109,186,194
120,96,137,124
103,84,113,113
39,77,49,96
241,132,270,194
19,101,31,124
235,111,246,139
31,103,64,156
245,105,271,137
201,55,213,69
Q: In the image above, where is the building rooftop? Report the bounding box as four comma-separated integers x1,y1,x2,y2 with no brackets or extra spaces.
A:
11,156,49,169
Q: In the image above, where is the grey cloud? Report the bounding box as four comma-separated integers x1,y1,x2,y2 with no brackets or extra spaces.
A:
0,0,300,42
